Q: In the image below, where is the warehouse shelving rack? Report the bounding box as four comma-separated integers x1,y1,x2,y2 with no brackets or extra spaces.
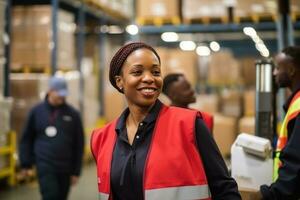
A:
135,0,298,142
1,0,129,186
0,131,17,186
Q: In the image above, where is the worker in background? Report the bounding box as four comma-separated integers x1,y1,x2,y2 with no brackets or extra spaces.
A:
162,73,214,132
256,46,300,199
91,42,241,200
19,76,84,200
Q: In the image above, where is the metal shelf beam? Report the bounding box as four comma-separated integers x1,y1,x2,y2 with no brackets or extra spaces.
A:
4,0,11,97
138,22,300,34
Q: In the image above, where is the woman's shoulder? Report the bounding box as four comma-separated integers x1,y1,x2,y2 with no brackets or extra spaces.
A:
164,105,198,115
92,119,118,135
161,105,199,120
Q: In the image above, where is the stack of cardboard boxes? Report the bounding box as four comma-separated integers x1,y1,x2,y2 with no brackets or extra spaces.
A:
234,0,277,19
157,47,198,87
240,57,256,87
89,0,133,18
10,74,50,140
11,6,75,71
208,50,242,86
239,89,256,135
182,0,227,22
136,0,179,19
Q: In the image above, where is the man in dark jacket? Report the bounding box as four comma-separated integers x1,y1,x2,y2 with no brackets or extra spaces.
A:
19,76,84,200
254,46,300,200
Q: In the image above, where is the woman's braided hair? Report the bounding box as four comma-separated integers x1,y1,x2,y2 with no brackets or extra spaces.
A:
109,42,161,93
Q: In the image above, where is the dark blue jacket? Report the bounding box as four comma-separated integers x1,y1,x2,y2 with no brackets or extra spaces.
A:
19,97,84,176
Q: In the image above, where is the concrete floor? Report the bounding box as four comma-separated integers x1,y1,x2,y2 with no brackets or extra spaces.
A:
0,163,98,200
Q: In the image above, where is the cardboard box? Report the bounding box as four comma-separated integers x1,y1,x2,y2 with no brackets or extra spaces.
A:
239,116,255,135
220,90,242,118
136,0,179,18
0,97,13,137
0,0,6,27
182,0,227,20
104,84,126,122
84,75,98,99
189,94,219,114
291,0,300,13
235,0,277,17
165,49,198,87
213,114,237,157
83,98,99,128
244,89,255,116
10,73,49,99
11,98,39,140
11,6,75,70
208,50,237,85
240,57,256,87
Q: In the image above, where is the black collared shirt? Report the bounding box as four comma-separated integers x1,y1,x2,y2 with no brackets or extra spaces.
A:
111,100,241,200
261,87,300,200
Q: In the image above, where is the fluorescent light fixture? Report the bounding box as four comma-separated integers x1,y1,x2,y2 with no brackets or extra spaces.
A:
179,41,196,51
196,45,211,56
255,43,266,51
209,41,220,52
260,49,270,57
251,35,263,43
108,25,124,34
126,24,139,35
243,27,257,36
100,25,109,33
161,32,179,42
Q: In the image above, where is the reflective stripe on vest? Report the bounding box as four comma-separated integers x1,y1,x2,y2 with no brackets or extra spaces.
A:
98,192,109,200
145,185,211,200
273,91,300,181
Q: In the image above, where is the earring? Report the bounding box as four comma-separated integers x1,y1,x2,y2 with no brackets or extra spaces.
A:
119,87,123,91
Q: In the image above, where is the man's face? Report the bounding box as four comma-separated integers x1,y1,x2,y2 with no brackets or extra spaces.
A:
273,53,294,88
48,90,65,106
168,76,196,106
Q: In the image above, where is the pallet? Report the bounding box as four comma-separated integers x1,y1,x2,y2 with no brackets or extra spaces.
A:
184,16,229,25
0,131,17,187
10,65,52,74
234,13,276,23
136,16,181,26
291,12,300,22
84,0,129,21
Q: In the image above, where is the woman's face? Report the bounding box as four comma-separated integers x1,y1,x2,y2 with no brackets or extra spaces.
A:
115,48,162,108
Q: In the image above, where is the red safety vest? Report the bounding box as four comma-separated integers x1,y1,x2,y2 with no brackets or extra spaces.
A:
273,90,300,181
91,105,212,200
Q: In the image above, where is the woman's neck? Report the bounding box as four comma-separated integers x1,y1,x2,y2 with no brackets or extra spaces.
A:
127,104,152,125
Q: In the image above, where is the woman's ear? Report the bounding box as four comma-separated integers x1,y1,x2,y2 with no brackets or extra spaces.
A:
287,64,296,77
115,75,123,90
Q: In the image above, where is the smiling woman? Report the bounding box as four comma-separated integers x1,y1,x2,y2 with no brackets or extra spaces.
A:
90,42,241,200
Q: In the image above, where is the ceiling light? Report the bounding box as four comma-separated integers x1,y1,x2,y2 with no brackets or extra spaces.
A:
108,25,124,34
196,46,211,56
243,27,257,36
179,41,196,51
161,32,179,42
126,24,139,35
209,41,220,52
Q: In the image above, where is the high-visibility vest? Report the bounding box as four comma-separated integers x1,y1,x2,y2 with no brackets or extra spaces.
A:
91,105,212,200
273,91,300,181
